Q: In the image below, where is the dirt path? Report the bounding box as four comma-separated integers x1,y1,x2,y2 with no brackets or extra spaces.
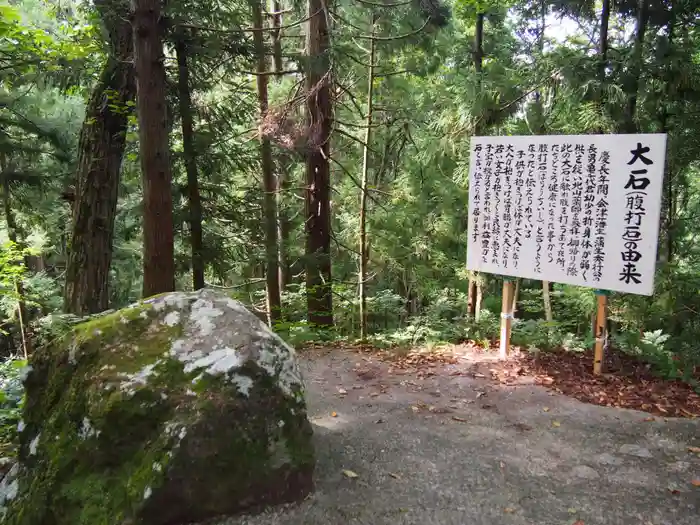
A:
218,348,700,525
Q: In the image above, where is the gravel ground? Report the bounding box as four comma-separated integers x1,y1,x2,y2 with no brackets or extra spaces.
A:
215,349,700,525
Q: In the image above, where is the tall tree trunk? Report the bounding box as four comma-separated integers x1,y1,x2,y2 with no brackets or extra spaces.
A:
661,3,675,264
64,0,136,315
304,0,333,327
270,0,284,74
467,11,485,319
252,0,282,325
598,0,610,87
175,36,205,290
359,15,377,340
473,12,484,74
271,0,290,292
132,0,176,297
624,0,649,133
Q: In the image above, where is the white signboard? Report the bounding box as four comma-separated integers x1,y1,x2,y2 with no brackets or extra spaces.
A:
466,134,667,296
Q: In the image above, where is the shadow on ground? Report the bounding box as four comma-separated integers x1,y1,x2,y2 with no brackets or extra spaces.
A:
217,349,700,525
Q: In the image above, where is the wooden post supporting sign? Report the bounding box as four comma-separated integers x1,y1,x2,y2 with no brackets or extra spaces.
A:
499,278,514,360
593,289,609,375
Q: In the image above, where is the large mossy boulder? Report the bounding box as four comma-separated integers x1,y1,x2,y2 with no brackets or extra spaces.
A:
1,289,314,525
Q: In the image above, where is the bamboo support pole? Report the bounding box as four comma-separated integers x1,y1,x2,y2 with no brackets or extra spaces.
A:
499,279,514,360
593,289,609,375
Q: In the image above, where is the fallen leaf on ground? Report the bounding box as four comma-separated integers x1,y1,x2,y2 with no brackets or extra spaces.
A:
643,417,655,422
342,470,359,479
451,416,468,422
337,388,348,395
411,405,421,413
388,472,401,479
543,407,550,412
552,421,561,427
503,507,515,513
691,479,700,487
331,411,337,417
687,446,700,454
572,521,584,525
567,508,577,514
374,418,385,424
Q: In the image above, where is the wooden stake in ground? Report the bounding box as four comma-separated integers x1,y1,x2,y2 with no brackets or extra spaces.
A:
593,289,609,375
499,278,514,360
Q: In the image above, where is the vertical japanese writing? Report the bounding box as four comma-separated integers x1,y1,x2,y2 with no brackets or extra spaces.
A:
513,149,526,269
566,144,585,276
580,144,597,281
557,144,572,270
547,144,558,267
491,144,504,265
471,144,483,246
534,143,546,273
481,144,494,264
620,143,653,285
593,150,611,281
502,145,514,268
524,146,536,240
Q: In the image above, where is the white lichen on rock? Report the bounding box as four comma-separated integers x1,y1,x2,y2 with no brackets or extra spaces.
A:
231,375,254,397
28,434,40,456
0,463,20,518
79,418,101,440
129,289,307,398
119,361,162,393
163,311,180,327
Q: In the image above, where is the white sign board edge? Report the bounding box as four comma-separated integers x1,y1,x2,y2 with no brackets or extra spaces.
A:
465,133,667,296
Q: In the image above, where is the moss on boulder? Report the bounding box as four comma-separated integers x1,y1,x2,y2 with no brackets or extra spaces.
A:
1,289,314,525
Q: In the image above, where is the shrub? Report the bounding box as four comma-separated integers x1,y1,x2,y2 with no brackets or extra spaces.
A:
0,355,27,457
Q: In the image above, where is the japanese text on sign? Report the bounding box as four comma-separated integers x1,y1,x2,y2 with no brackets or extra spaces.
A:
466,134,667,295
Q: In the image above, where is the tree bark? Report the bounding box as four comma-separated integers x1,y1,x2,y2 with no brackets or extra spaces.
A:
252,0,282,325
271,0,290,292
467,11,485,319
473,12,484,74
270,0,284,74
132,0,176,297
598,0,610,86
359,14,377,340
624,0,649,133
174,36,205,290
64,0,136,315
661,3,675,264
304,0,333,327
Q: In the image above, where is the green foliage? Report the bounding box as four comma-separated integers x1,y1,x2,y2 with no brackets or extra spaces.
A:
0,355,27,456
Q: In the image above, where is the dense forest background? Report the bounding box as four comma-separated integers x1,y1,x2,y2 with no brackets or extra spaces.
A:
1,0,699,418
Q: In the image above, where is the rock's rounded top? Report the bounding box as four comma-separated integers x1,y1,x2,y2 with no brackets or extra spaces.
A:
70,288,304,401
143,289,303,398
